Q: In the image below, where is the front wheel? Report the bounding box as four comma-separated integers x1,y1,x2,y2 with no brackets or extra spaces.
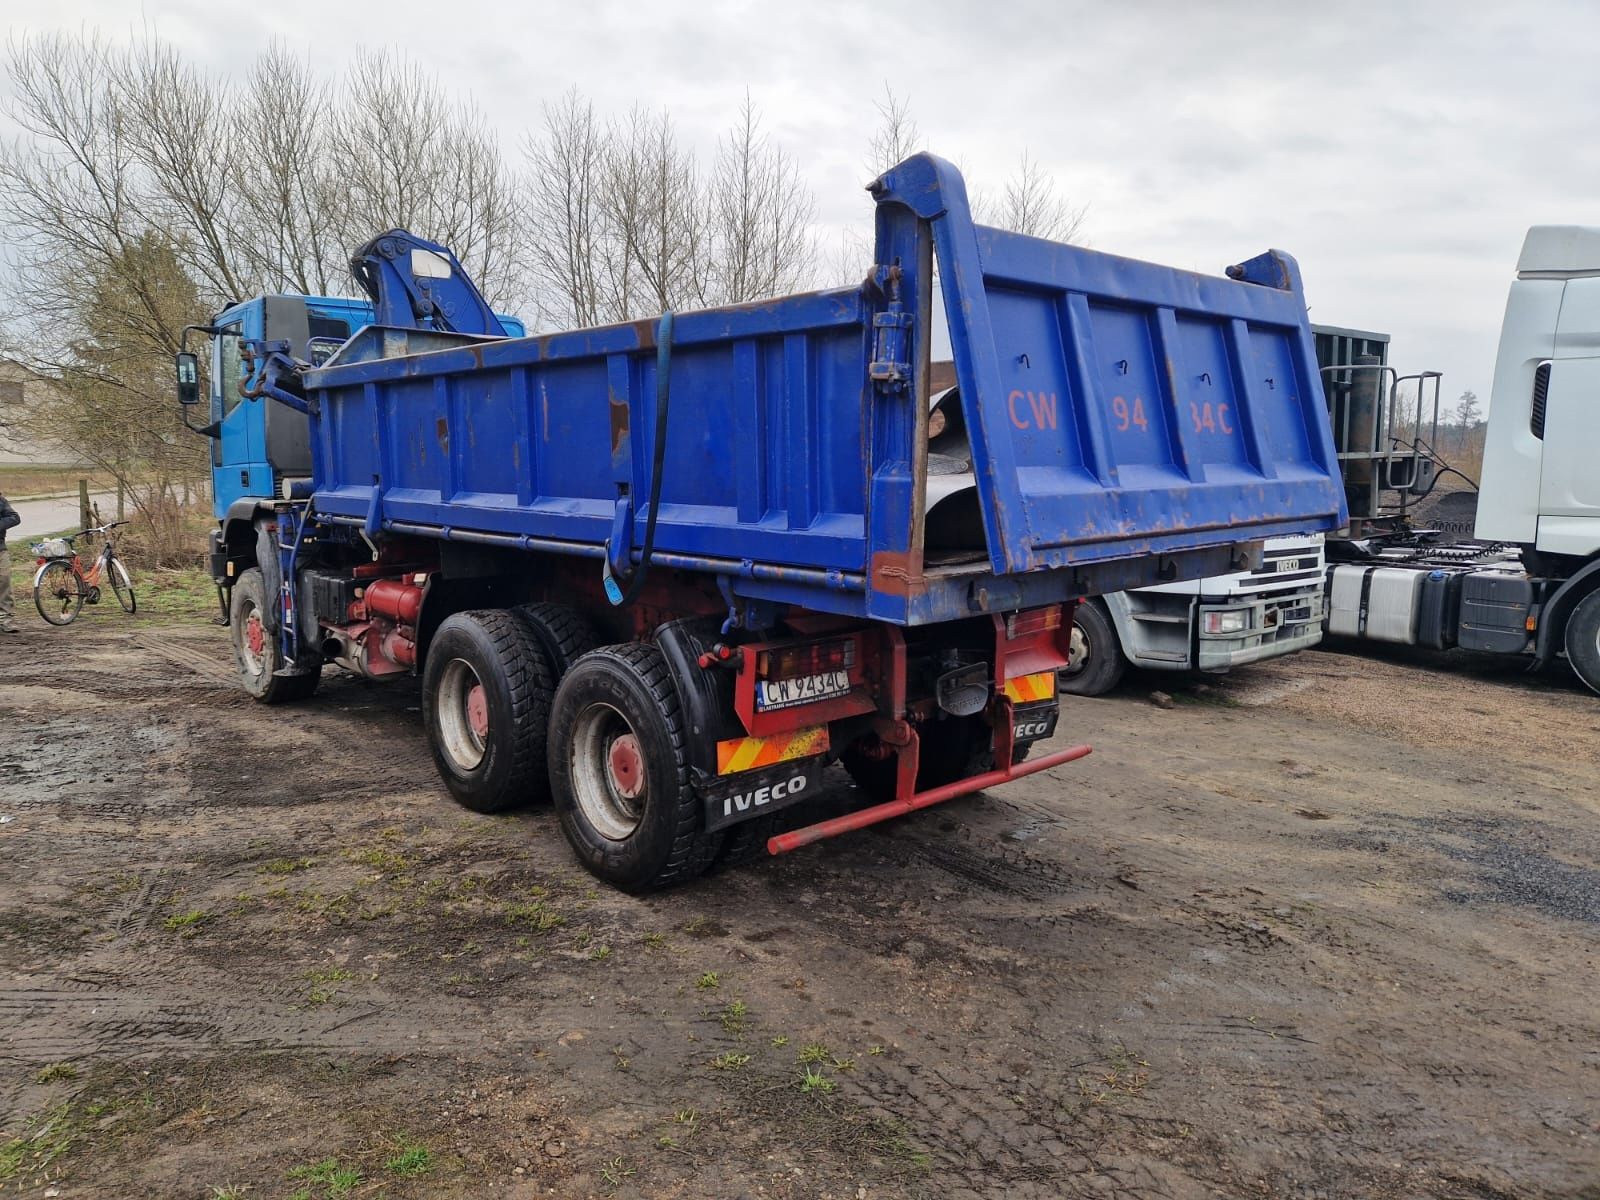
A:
1057,601,1125,697
549,644,721,892
108,555,136,614
34,560,84,626
230,567,319,703
1564,588,1600,695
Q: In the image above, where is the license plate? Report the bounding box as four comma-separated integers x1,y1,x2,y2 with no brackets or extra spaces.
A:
755,670,850,711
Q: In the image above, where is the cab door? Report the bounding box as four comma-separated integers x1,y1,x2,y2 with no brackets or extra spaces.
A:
211,318,260,515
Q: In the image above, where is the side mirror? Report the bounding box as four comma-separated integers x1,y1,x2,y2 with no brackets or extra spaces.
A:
175,352,200,406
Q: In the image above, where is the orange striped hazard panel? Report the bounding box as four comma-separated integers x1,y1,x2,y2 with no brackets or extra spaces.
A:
1002,671,1058,704
716,726,830,776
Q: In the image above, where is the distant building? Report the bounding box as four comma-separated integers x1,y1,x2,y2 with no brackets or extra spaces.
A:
0,359,85,469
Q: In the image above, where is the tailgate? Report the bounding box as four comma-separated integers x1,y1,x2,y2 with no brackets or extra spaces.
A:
879,155,1347,578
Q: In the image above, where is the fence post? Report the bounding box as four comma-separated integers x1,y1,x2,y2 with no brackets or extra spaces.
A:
78,478,91,530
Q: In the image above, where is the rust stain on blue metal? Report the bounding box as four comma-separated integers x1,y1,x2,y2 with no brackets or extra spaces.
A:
609,395,629,455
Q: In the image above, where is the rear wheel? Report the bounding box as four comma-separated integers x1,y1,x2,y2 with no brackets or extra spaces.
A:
34,560,84,626
512,602,601,680
422,610,556,813
230,567,319,703
549,643,721,892
108,555,136,614
1058,601,1125,697
1563,589,1600,695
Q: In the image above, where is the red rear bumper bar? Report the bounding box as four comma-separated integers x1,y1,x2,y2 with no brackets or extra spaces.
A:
766,743,1093,855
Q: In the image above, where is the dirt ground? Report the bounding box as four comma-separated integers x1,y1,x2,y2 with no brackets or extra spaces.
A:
2,611,1598,1200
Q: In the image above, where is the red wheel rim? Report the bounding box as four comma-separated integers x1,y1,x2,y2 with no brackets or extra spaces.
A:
607,733,645,800
466,683,489,740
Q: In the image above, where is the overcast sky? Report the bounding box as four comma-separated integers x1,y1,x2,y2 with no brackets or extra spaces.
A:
10,0,1599,414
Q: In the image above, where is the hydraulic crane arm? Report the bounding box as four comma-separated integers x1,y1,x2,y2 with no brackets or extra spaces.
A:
349,230,507,337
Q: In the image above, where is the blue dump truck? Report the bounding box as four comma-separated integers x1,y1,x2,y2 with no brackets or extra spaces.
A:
176,154,1345,891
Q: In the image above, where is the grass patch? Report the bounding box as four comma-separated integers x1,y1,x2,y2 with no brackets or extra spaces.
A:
286,1156,361,1199
34,1063,77,1084
0,465,112,498
301,966,355,1006
796,1041,830,1065
709,1051,751,1071
383,1138,433,1177
599,1155,634,1192
347,845,414,874
125,567,217,622
718,999,748,1035
799,1066,837,1095
695,971,720,990
261,856,315,875
162,909,209,934
0,1101,75,1180
505,899,565,933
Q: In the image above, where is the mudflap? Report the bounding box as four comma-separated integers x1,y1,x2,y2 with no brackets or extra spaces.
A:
1010,699,1059,747
695,756,826,834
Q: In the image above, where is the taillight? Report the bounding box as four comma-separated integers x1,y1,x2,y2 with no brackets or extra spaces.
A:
755,638,856,680
1005,606,1063,639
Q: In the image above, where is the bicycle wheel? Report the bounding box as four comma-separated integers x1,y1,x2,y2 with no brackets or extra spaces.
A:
34,560,84,626
108,555,136,614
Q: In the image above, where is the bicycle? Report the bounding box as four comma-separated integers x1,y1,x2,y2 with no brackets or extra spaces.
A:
31,521,137,626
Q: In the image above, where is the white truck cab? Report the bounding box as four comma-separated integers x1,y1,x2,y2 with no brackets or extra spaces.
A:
1317,227,1600,694
1062,533,1326,695
1477,225,1600,560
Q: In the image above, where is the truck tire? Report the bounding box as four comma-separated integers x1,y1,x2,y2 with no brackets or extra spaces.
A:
1058,600,1124,697
1563,589,1600,695
548,643,721,892
229,567,320,704
512,602,602,680
422,610,556,813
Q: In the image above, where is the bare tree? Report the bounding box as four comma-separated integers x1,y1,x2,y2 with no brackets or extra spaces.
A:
605,106,704,317
979,152,1088,244
524,91,819,325
524,90,615,328
329,50,528,311
119,37,249,303
705,94,816,304
229,44,341,296
1451,389,1482,456
0,31,537,561
867,85,922,176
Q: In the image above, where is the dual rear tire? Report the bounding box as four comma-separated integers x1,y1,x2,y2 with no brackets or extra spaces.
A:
422,606,722,891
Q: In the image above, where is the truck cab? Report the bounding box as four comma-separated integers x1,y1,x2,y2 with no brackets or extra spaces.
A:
1477,225,1600,562
206,293,527,516
1060,533,1326,695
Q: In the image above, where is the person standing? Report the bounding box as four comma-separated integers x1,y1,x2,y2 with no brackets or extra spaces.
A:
0,491,20,633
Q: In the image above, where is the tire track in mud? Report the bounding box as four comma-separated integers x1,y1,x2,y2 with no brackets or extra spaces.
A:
888,832,1078,900
0,974,526,1068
